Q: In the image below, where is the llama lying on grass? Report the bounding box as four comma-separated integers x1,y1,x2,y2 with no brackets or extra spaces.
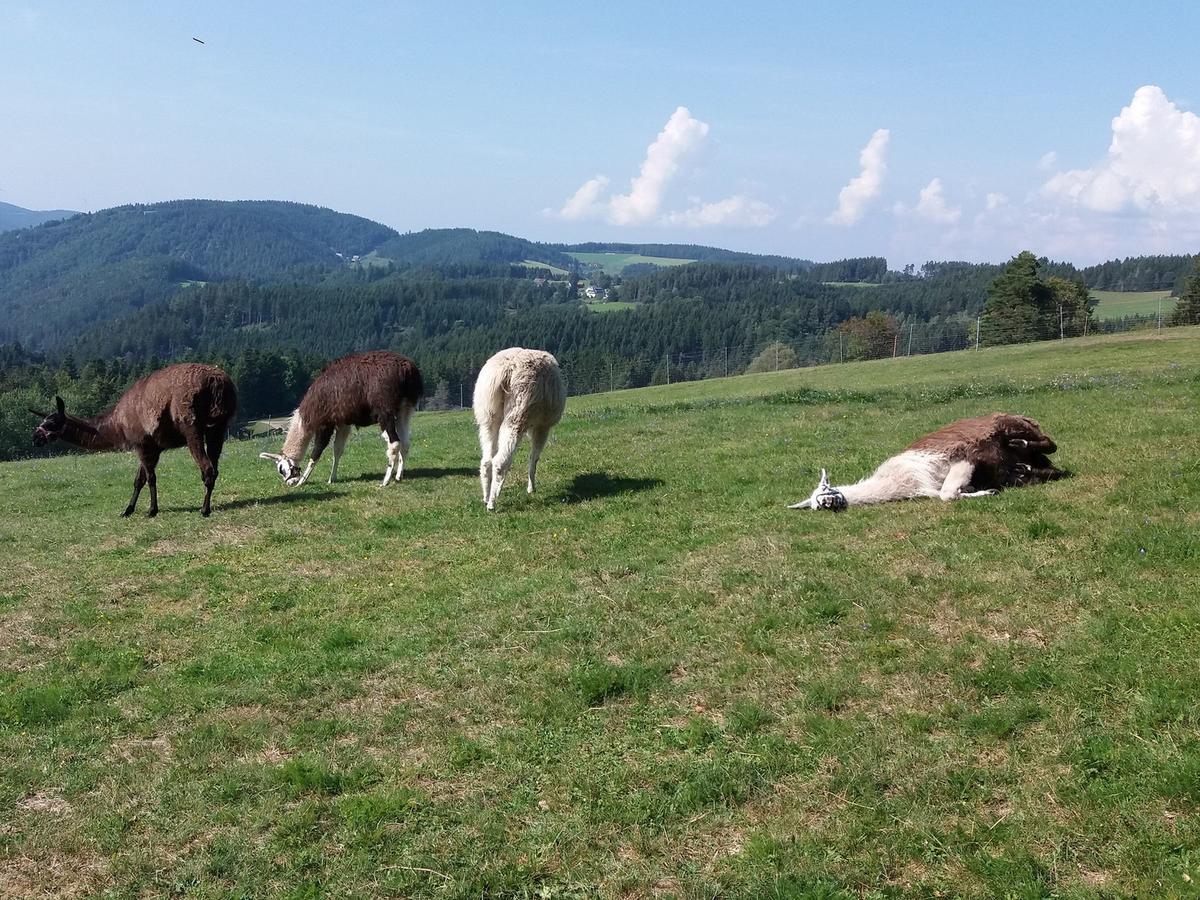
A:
260,351,423,487
30,364,237,517
474,347,566,511
790,413,1064,510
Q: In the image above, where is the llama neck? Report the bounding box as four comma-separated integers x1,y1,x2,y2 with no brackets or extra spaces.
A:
836,476,899,506
280,410,313,461
61,414,119,452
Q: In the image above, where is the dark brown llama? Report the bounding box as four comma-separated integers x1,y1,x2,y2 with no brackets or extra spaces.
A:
790,412,1065,510
30,364,238,517
259,351,423,487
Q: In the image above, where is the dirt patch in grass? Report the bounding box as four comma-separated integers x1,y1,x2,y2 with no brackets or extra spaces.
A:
0,849,108,899
17,790,72,815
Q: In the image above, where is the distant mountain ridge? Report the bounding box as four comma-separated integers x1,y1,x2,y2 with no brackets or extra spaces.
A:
0,201,79,233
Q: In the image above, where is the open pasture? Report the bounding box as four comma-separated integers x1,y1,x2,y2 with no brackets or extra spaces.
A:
567,252,697,275
1089,289,1175,321
1,329,1198,897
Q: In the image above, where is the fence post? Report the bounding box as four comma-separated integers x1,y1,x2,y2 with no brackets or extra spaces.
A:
892,334,899,358
723,345,728,378
666,353,670,385
609,360,614,393
1158,297,1163,334
1059,304,1064,341
459,384,464,409
908,323,914,356
975,316,981,350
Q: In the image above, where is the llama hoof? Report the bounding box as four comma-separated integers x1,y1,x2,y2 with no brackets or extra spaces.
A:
120,507,135,518
148,508,159,518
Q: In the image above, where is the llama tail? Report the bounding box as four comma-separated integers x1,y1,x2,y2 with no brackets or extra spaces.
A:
209,373,238,427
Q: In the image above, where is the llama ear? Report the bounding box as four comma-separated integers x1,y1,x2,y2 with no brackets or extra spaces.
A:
787,498,815,509
259,452,283,461
28,407,48,418
55,396,66,416
818,468,831,489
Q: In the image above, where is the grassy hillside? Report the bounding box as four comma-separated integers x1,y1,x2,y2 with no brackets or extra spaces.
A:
1090,289,1175,320
568,251,697,275
2,328,1199,896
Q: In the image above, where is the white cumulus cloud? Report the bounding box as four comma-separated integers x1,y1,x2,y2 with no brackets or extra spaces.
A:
662,195,777,227
894,177,961,224
1042,85,1200,213
552,106,773,228
557,175,609,221
828,128,890,226
608,106,710,225
985,191,1008,211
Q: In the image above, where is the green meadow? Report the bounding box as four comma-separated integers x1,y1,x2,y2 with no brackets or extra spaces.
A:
567,252,697,275
2,328,1198,897
1090,289,1175,321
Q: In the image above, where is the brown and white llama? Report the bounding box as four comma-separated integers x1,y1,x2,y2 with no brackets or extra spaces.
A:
790,412,1064,510
259,351,423,487
29,363,237,517
473,347,567,511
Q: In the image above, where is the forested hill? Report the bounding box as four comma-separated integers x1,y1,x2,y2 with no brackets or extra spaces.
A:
0,200,398,349
0,201,79,233
555,241,815,269
373,229,576,269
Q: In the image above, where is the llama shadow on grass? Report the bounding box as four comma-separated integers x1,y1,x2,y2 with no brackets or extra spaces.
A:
557,472,664,504
165,490,341,514
344,466,476,483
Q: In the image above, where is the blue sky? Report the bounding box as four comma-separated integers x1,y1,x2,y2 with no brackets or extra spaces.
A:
4,1,1200,264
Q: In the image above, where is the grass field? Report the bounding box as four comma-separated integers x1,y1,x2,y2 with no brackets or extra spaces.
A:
586,301,637,314
567,252,696,275
2,328,1199,897
518,260,571,277
1090,289,1175,321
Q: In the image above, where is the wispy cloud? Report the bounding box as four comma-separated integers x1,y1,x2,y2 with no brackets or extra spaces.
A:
828,128,890,226
662,195,777,227
1042,85,1200,213
1037,150,1058,171
557,175,609,221
553,106,773,228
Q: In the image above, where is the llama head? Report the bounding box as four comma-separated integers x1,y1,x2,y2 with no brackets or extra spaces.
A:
30,396,96,446
259,452,303,486
788,469,848,511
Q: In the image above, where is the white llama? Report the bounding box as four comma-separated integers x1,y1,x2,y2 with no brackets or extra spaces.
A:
473,348,567,511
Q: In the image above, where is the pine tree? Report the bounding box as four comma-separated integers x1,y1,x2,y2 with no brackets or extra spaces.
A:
981,251,1056,345
1169,262,1200,326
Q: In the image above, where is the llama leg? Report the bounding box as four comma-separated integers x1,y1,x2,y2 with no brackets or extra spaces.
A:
329,426,351,484
488,423,523,511
527,425,549,495
145,448,161,517
199,428,225,515
478,422,498,505
183,432,216,516
396,406,413,481
123,462,148,518
938,460,993,501
297,428,332,487
379,424,402,486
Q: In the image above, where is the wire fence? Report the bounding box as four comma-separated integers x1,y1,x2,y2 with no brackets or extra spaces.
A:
406,308,1188,415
